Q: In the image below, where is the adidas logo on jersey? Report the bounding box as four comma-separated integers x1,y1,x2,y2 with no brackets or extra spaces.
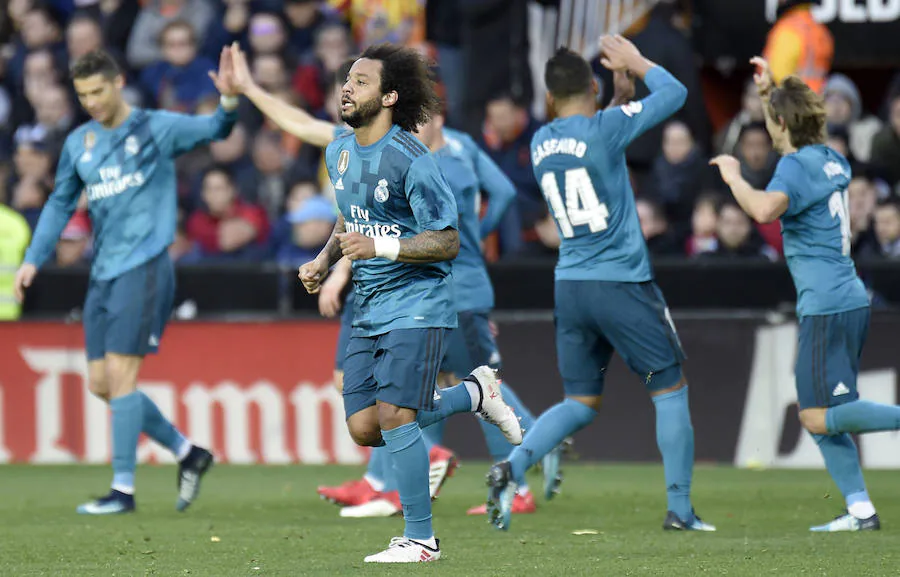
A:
334,177,344,190
832,382,850,396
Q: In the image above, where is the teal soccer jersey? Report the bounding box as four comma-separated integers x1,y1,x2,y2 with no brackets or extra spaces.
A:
25,106,237,279
531,66,687,282
765,145,869,317
325,125,459,336
437,128,515,312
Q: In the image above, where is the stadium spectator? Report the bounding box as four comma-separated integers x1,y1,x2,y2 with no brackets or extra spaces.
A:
247,12,289,59
734,122,781,254
651,120,709,230
139,19,217,112
636,198,683,257
249,130,293,220
284,0,329,55
326,0,425,51
66,13,104,60
12,125,53,188
762,0,833,93
703,201,776,260
10,176,47,231
271,194,336,267
27,83,73,160
187,167,270,261
482,94,540,256
292,22,352,114
715,80,765,156
849,174,879,258
127,0,215,69
685,193,721,257
826,124,852,163
823,74,881,163
873,199,900,259
870,92,900,190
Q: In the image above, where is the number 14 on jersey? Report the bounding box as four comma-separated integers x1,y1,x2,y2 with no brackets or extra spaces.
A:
540,168,609,238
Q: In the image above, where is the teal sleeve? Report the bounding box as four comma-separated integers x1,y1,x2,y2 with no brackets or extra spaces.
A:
151,105,238,157
474,147,516,238
406,155,459,231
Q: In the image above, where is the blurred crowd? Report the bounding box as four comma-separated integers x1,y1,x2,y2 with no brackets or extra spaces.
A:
1,0,899,270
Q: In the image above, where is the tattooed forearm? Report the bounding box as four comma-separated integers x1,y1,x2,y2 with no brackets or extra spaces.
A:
398,229,460,264
319,214,346,267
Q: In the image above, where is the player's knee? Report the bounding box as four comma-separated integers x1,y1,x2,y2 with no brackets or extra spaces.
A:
333,370,344,393
567,395,603,412
799,408,828,435
347,409,382,446
377,402,415,431
104,354,142,398
88,376,110,402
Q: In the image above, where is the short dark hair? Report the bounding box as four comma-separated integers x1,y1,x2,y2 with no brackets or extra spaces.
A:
70,49,121,80
876,197,900,214
738,121,770,142
159,20,196,45
768,76,827,149
359,43,440,132
545,47,593,100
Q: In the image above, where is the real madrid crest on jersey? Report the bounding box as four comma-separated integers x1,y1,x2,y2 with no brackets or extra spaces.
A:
81,131,96,163
374,178,390,203
335,149,349,190
125,135,139,157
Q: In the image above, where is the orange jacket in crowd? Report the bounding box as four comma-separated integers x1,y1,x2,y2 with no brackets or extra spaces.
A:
763,3,834,94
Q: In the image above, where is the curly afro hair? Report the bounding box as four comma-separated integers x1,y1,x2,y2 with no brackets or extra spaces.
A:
359,43,440,133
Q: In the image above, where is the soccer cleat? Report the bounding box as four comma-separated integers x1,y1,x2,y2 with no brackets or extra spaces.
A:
542,437,572,501
76,490,135,515
428,445,459,499
663,510,717,532
339,490,401,518
468,366,523,445
486,461,518,530
467,490,535,515
363,537,441,563
176,445,214,511
810,511,881,532
317,478,380,507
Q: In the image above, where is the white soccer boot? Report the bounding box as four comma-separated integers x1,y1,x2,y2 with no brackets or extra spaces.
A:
364,537,441,563
468,366,523,445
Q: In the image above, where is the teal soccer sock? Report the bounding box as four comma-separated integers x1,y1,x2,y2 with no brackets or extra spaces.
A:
383,422,433,540
110,392,143,493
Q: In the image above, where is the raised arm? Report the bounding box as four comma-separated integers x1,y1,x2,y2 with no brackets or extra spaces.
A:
230,43,337,149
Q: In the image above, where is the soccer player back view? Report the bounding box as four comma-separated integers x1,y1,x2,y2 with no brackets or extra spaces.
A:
713,57,900,532
297,44,522,563
14,49,239,514
486,36,716,532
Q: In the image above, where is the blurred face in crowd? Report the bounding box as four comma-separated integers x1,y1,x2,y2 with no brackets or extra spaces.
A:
24,50,57,100
636,199,666,240
662,121,693,164
294,217,334,249
717,204,752,249
67,18,102,60
285,0,319,27
22,9,59,48
739,127,772,171
74,73,126,125
848,176,877,234
202,170,236,218
8,0,32,29
35,84,72,128
824,93,853,126
743,81,764,121
14,143,51,179
252,54,288,91
287,181,320,214
316,25,351,73
211,124,247,164
162,23,197,68
486,97,526,143
890,97,900,137
249,14,286,55
11,177,46,210
874,204,900,246
340,58,388,129
252,133,284,174
692,199,718,237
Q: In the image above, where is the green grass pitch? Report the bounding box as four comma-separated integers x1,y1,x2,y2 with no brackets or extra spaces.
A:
1,463,898,576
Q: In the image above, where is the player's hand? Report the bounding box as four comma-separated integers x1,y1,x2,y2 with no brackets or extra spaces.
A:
299,258,329,294
318,272,347,318
709,154,742,186
336,232,376,261
13,263,37,303
599,34,641,71
209,46,237,97
229,42,255,94
750,56,775,97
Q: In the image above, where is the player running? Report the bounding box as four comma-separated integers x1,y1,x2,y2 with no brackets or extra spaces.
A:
297,43,522,563
712,57,900,532
228,45,559,517
13,48,239,514
485,36,716,533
